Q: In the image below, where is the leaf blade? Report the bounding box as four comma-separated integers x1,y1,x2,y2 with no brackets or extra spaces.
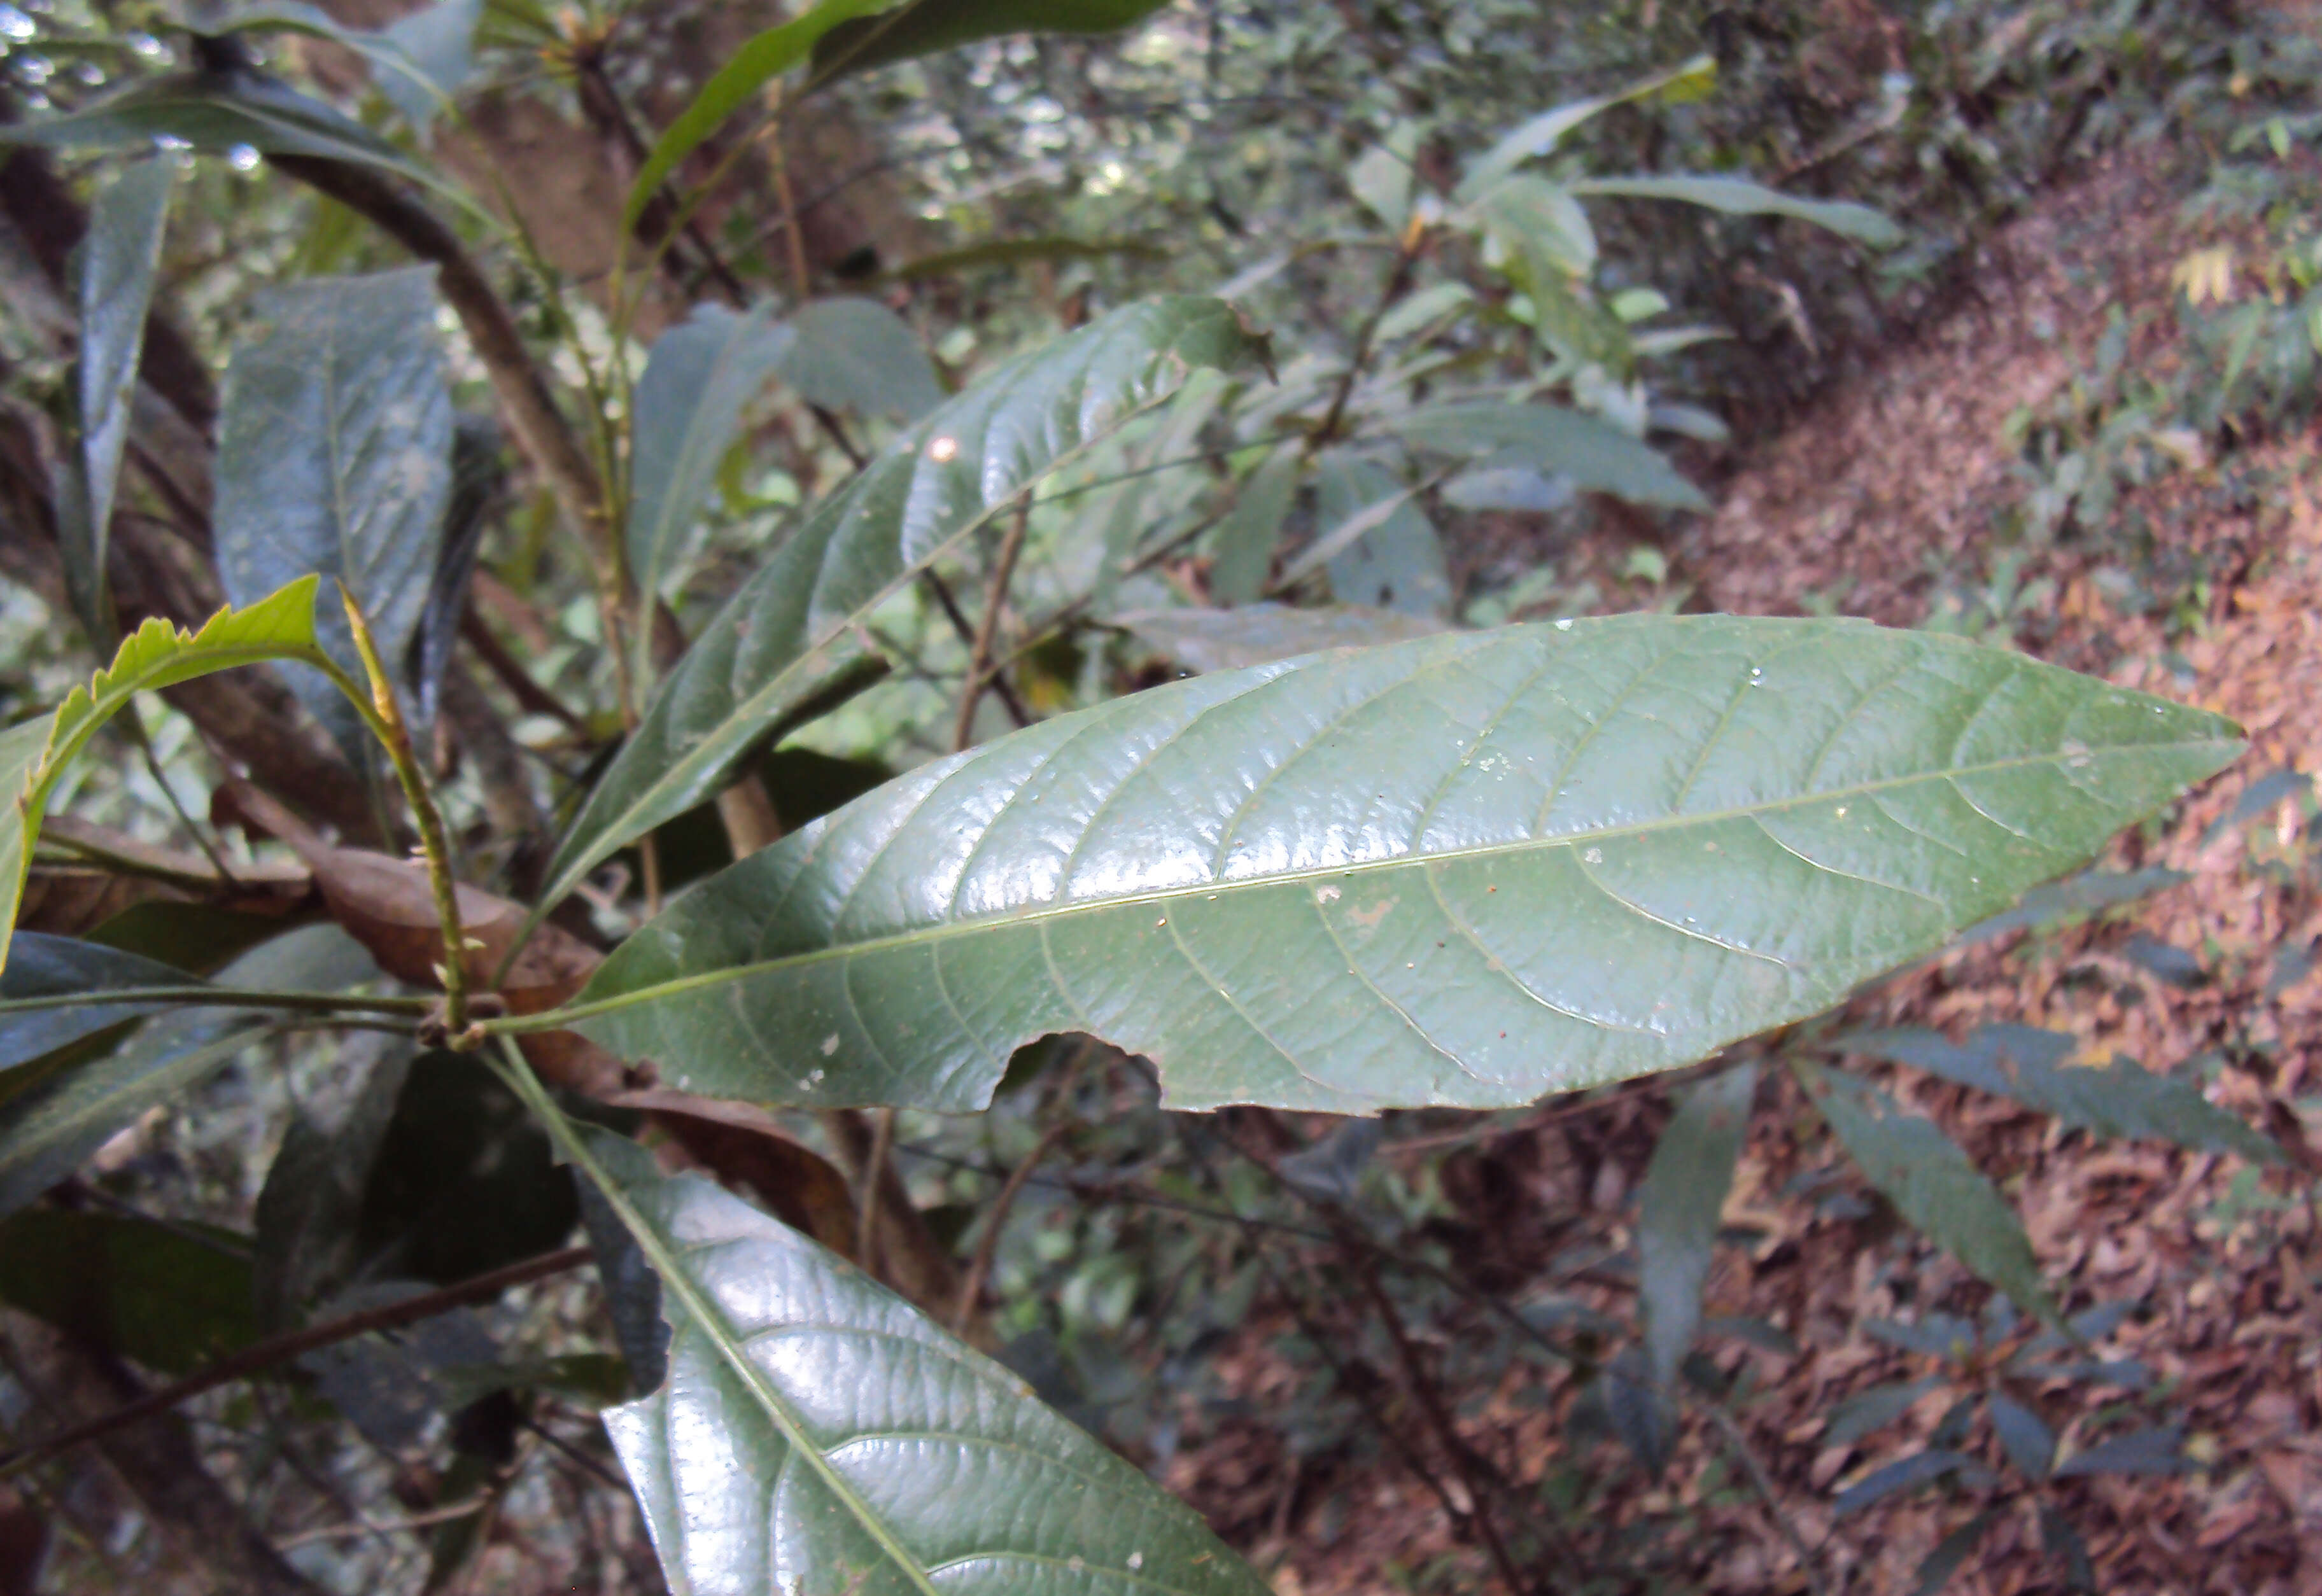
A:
1638,1063,1756,1386
1566,174,1903,247
559,616,2239,1115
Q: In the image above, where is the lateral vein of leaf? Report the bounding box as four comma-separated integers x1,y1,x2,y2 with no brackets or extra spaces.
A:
526,736,2235,1031
920,1547,1207,1593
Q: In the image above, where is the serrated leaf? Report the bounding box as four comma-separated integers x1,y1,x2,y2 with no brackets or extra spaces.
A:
553,615,2240,1115
1567,174,1902,247
1838,1025,2280,1163
0,67,446,198
1115,603,1445,675
626,303,792,610
0,578,330,979
1638,1062,1755,1386
536,296,1270,917
0,926,377,1216
0,934,199,1075
216,269,452,759
565,1124,1270,1596
776,297,945,421
1388,401,1708,511
1803,1062,2054,1320
63,157,175,638
0,1208,255,1375
810,0,1170,83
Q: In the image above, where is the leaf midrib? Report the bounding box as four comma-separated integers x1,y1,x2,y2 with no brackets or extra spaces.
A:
531,733,2234,1028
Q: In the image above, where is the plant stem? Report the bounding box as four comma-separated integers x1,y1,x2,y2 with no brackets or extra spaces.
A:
948,1122,1064,1335
0,987,435,1019
0,1245,591,1479
951,499,1032,753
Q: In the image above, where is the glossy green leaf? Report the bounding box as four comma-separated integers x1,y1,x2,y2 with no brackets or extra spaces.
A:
1204,445,1300,607
1388,401,1708,511
0,927,378,1218
563,1121,1270,1596
553,615,2239,1114
1638,1063,1755,1386
1837,1025,2281,1163
537,296,1270,917
1115,603,1445,675
626,303,791,612
1566,174,1903,247
0,1208,254,1375
1802,1061,2053,1319
777,297,946,421
621,0,892,234
215,269,452,755
1456,55,1717,200
0,578,331,979
62,157,176,638
0,68,444,197
810,0,1171,83
0,934,199,1075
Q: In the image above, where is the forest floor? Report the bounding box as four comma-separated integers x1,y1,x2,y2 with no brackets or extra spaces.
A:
1169,144,2322,1595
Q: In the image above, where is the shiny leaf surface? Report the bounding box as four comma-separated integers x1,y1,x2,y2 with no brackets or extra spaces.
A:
569,1125,1271,1596
559,615,2238,1114
537,297,1270,915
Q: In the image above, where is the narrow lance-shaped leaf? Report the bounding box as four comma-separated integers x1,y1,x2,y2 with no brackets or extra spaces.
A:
0,934,204,1075
1456,55,1717,200
1387,402,1708,512
1638,1062,1755,1387
0,578,332,977
64,157,176,638
1566,174,1903,248
1800,1060,2055,1320
557,1117,1272,1596
215,268,452,759
535,296,1271,916
810,0,1171,83
551,615,2240,1115
625,303,792,620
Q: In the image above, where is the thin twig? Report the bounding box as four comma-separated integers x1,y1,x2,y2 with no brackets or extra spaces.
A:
952,500,1032,752
0,1245,592,1478
855,1107,899,1273
950,1123,1066,1334
921,572,1032,728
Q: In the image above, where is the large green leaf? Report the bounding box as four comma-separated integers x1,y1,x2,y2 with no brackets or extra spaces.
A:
1566,174,1902,247
545,615,2239,1114
62,157,176,638
0,1208,255,1375
0,934,199,1075
535,297,1270,916
775,297,946,421
626,303,791,612
554,1117,1270,1596
0,578,331,979
215,269,452,754
810,0,1171,83
1637,1062,1754,1386
1801,1060,2053,1319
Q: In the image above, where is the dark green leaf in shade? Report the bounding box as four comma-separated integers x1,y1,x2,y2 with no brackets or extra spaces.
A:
0,1208,254,1375
63,157,176,638
1204,445,1300,608
253,1037,411,1332
575,1172,667,1394
1834,1450,1982,1516
536,296,1271,916
1311,452,1450,618
568,1124,1273,1596
1637,1062,1755,1386
0,68,442,196
1566,174,1903,247
1836,1025,2280,1163
0,933,199,1075
0,927,377,1217
409,412,500,734
1958,864,2187,941
1987,1391,2055,1479
2040,1505,2097,1593
626,304,792,608
776,297,945,421
215,268,453,758
85,902,308,977
1910,1513,1993,1596
1388,402,1708,511
1825,1376,1941,1448
2055,1425,2185,1478
1114,603,1446,675
1801,1061,2054,1320
810,0,1170,83
557,616,2240,1116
